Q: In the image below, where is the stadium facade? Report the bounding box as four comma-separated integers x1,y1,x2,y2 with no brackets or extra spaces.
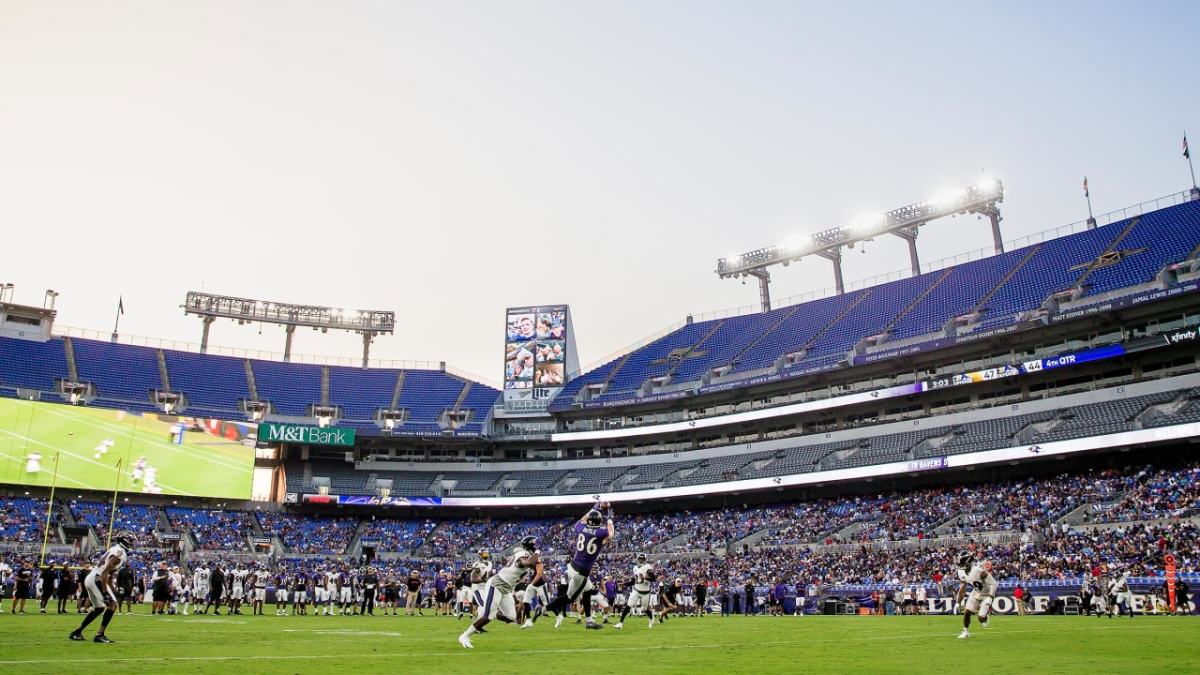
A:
2,187,1199,603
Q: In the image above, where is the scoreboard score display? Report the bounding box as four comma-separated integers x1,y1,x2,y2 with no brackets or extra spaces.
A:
503,304,579,403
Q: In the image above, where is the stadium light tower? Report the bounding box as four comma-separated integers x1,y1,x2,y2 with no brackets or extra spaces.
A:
183,291,395,366
716,178,1005,310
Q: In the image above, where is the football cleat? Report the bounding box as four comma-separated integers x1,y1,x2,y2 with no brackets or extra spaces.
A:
457,634,473,649
69,631,85,641
94,635,114,644
957,629,970,639
613,622,623,629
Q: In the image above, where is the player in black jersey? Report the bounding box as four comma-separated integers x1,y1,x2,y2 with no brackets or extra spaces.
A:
657,578,683,622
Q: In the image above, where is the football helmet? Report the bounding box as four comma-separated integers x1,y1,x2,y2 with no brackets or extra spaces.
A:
585,509,604,527
112,530,138,550
520,536,538,552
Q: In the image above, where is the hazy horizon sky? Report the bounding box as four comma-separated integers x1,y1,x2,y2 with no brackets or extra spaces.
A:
2,1,1198,384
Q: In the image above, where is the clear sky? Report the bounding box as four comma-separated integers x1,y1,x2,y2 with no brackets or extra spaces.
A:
2,1,1197,384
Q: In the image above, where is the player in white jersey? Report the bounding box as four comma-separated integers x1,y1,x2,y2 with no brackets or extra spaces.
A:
615,553,655,629
956,553,998,639
170,567,185,615
251,568,267,615
192,563,211,614
229,564,247,614
321,570,337,615
1107,570,1135,618
71,531,137,643
459,537,539,649
468,550,494,612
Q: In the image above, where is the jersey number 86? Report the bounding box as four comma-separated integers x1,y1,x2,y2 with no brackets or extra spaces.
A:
576,534,598,555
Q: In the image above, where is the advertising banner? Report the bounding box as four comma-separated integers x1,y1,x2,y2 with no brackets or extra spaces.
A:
258,422,356,447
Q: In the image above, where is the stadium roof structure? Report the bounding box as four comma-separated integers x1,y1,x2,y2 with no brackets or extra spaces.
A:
184,291,395,367
716,178,1005,310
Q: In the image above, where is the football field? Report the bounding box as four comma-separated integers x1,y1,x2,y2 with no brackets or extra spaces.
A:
0,398,254,500
0,612,1195,674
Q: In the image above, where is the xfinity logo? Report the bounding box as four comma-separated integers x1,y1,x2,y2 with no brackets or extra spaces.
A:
259,422,356,447
1167,328,1198,344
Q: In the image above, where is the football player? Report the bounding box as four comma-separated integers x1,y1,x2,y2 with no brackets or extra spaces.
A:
1108,568,1135,618
520,548,549,628
546,501,614,630
468,550,493,616
615,553,655,629
70,531,136,643
956,552,997,639
458,536,539,649
658,578,683,622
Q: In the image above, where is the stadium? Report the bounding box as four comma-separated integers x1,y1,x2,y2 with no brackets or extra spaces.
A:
3,3,1200,674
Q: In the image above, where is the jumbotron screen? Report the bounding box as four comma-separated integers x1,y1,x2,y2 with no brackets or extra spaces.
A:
504,305,568,398
0,397,256,500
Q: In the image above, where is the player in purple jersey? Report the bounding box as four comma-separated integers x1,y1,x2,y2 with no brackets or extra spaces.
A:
546,501,614,630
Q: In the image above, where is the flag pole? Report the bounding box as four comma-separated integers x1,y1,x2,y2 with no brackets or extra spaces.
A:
1185,131,1197,193
1084,176,1096,228
38,453,61,568
111,296,124,343
106,457,123,550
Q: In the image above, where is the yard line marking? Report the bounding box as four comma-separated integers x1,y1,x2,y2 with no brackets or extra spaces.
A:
0,623,1168,664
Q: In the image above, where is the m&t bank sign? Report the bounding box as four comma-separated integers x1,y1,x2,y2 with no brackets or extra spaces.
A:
259,422,356,447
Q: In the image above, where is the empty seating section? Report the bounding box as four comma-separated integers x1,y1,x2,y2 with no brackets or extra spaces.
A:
934,414,1046,457
1083,201,1200,296
551,201,1200,409
622,462,687,486
1039,392,1177,441
975,226,1120,327
563,467,629,493
72,338,161,405
458,383,500,433
0,337,69,391
889,249,1027,340
328,366,396,421
164,349,248,414
733,292,863,373
251,359,322,416
441,471,505,493
805,274,934,359
601,320,720,397
396,371,464,434
669,311,781,382
506,471,567,495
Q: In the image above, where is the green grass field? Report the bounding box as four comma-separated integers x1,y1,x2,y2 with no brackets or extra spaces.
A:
0,398,254,500
0,612,1195,674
